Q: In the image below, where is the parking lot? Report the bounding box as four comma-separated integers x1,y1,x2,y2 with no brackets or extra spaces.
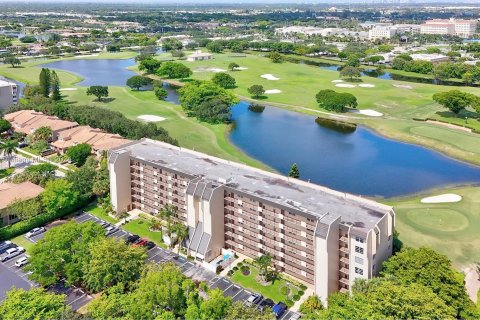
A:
1,211,300,318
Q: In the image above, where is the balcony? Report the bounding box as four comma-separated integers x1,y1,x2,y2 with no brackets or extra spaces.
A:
339,278,350,285
340,257,349,264
340,267,349,274
340,236,348,242
340,247,349,253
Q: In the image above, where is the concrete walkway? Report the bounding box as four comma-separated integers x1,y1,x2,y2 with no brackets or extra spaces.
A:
14,148,72,171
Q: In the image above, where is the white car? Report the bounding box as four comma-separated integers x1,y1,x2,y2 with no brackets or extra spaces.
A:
105,226,118,236
25,227,46,238
15,256,29,267
1,247,25,262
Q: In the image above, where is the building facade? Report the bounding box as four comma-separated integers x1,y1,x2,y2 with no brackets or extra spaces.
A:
368,26,398,40
420,19,477,38
109,139,395,301
0,80,18,109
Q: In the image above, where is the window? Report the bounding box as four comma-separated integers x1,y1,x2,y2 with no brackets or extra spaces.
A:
355,267,363,275
354,256,364,264
355,236,365,243
355,246,364,254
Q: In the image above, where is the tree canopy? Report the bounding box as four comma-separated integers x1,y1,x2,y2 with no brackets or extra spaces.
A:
66,143,92,166
0,288,71,320
432,90,480,115
139,58,162,74
156,62,192,79
211,72,236,88
126,75,151,90
339,66,361,80
316,89,358,112
86,86,109,101
247,84,265,98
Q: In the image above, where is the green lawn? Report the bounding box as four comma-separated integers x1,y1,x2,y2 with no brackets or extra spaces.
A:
10,234,35,254
230,265,300,306
123,217,167,248
384,186,480,268
85,203,118,224
155,51,480,166
0,167,14,179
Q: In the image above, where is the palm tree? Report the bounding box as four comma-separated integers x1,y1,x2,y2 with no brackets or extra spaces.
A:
254,254,273,282
172,223,189,254
159,205,176,238
0,140,17,168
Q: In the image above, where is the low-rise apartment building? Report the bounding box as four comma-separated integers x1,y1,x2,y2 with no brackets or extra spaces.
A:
0,182,44,226
108,139,395,301
0,80,18,109
368,26,397,40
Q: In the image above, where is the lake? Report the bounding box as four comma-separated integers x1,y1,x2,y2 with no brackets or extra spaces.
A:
41,58,137,86
36,58,480,197
229,102,480,197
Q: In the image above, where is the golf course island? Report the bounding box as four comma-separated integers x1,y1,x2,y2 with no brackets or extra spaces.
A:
1,50,480,267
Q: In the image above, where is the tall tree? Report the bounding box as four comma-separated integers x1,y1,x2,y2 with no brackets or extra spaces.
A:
211,72,236,88
288,163,300,178
0,288,70,320
26,221,105,286
433,90,480,116
0,140,16,168
66,143,92,166
381,247,474,317
247,84,265,98
86,86,109,102
339,66,361,81
4,56,20,68
39,68,51,97
50,70,61,101
126,75,151,91
254,254,272,281
41,179,79,215
83,238,146,292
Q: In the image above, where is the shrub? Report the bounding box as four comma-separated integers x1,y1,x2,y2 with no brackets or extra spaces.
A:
232,266,239,272
0,198,89,241
237,262,243,268
227,270,234,276
240,265,249,272
300,284,307,291
187,255,194,261
280,286,290,296
298,290,305,296
285,300,294,308
293,294,300,301
216,265,223,274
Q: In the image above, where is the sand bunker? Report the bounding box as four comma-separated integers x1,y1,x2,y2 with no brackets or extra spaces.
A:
265,89,282,94
234,67,248,70
393,84,413,89
359,84,375,88
194,67,227,73
261,74,280,81
421,194,462,204
331,80,344,83
335,83,356,88
350,109,383,117
60,88,77,91
137,115,166,122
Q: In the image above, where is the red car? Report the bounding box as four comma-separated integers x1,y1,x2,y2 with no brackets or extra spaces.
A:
133,239,147,247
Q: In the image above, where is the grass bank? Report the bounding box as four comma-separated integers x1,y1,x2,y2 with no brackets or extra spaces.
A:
384,186,480,268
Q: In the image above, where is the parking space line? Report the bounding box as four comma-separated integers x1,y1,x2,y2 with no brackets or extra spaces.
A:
230,287,243,299
67,293,87,306
279,310,291,320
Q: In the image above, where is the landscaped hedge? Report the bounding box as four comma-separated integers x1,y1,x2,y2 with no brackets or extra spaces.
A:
0,198,90,241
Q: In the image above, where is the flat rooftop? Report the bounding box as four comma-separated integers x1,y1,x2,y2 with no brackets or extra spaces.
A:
112,139,392,230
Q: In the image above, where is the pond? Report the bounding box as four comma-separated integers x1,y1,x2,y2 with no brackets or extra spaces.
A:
41,58,137,86
229,101,480,197
34,58,480,197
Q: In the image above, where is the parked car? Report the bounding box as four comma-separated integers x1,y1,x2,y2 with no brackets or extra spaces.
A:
258,298,274,312
18,141,28,148
98,221,109,228
1,247,25,262
134,239,147,247
125,234,140,244
105,226,118,236
143,241,155,250
15,256,29,267
290,312,301,320
272,302,287,319
246,293,263,306
25,227,46,238
0,241,14,254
